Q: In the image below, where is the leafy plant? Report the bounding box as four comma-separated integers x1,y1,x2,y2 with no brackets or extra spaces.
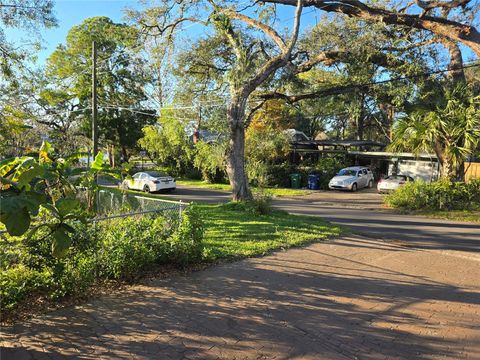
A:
385,179,480,211
0,141,118,257
389,85,480,180
0,265,50,310
193,140,228,183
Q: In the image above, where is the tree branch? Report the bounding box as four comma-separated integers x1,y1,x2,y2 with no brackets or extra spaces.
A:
221,8,288,52
245,99,267,127
293,49,406,73
262,0,480,57
242,0,303,95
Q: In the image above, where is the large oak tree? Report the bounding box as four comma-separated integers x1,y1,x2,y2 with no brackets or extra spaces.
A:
135,0,305,200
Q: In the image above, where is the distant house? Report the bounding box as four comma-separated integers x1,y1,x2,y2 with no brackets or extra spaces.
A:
348,151,440,182
286,129,439,181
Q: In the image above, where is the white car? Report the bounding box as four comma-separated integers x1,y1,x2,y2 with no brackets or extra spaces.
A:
377,174,414,193
123,171,176,193
328,166,374,192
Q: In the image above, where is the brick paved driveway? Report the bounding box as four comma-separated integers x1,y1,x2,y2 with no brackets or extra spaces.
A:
2,233,480,359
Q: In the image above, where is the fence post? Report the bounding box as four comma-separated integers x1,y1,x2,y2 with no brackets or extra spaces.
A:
93,220,99,279
179,200,183,220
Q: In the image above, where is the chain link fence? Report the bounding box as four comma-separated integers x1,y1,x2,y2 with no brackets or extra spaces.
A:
0,190,189,240
92,189,187,220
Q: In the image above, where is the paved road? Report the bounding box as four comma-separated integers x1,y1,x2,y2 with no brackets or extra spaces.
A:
1,186,479,359
159,186,480,252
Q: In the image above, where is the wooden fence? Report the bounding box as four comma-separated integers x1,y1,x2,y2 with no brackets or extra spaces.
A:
465,162,480,182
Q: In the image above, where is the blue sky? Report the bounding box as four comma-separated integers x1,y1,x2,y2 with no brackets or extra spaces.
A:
6,0,319,67
19,0,138,65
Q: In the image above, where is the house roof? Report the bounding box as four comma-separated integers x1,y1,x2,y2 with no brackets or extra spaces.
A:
313,140,386,148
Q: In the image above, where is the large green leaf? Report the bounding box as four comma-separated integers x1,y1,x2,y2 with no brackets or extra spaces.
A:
51,225,72,258
64,151,88,167
39,141,53,164
91,152,104,171
56,198,80,216
22,192,46,216
0,157,21,177
0,206,31,236
0,193,24,213
16,164,45,190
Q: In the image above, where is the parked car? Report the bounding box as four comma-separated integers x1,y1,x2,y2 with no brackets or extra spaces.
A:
377,174,414,193
328,166,374,192
123,171,176,193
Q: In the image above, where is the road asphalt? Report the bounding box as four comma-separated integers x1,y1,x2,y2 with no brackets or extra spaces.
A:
158,185,480,252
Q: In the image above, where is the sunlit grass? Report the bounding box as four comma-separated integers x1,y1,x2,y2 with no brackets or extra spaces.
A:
176,179,313,197
413,210,480,223
198,203,343,261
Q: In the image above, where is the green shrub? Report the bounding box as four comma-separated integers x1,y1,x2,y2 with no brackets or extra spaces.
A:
97,209,204,279
246,160,271,187
21,223,97,299
248,192,273,215
259,163,295,188
167,206,204,265
0,265,50,310
223,192,273,216
49,251,97,299
97,216,170,279
385,179,480,211
1,207,205,312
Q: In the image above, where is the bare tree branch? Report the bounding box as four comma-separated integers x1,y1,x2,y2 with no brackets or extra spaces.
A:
262,0,480,57
245,99,267,127
221,8,288,52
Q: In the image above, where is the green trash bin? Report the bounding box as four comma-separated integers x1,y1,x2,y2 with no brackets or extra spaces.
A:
290,173,302,189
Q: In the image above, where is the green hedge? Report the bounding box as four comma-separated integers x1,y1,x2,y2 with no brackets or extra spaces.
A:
1,206,204,311
385,179,480,211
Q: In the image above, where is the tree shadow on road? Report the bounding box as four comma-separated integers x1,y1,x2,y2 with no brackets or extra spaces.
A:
3,242,478,359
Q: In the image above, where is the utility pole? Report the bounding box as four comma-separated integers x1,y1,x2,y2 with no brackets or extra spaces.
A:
92,40,98,157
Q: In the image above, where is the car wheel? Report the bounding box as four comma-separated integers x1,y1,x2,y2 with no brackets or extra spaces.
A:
143,185,150,193
368,180,373,188
351,183,357,192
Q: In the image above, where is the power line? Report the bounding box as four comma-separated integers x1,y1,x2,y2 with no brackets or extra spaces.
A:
99,105,158,117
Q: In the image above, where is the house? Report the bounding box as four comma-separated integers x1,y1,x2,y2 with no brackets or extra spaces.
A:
348,151,440,182
287,129,439,181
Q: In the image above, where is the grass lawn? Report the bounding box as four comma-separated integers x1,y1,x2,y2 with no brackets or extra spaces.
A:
177,179,232,191
176,179,313,197
413,210,480,223
198,203,343,261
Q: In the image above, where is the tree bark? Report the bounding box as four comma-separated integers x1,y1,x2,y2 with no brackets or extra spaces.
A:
226,97,252,201
441,39,466,83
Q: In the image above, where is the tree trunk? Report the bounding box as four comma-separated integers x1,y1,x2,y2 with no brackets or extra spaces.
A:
121,146,128,163
443,39,466,180
226,99,252,201
441,158,456,179
442,39,466,83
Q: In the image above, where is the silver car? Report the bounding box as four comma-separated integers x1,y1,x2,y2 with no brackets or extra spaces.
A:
377,174,414,193
123,171,176,193
328,166,374,192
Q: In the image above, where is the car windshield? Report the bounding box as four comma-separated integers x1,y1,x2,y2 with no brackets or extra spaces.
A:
145,171,167,178
338,169,357,176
